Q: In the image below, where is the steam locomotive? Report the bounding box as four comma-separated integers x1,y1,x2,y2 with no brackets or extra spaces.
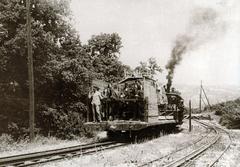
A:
84,73,184,138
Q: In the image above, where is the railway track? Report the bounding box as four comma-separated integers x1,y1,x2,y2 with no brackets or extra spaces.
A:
139,119,232,167
0,120,232,167
207,123,233,167
183,121,233,167
138,119,213,167
0,140,129,167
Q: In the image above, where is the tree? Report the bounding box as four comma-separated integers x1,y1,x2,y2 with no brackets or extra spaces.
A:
0,0,130,138
0,0,71,97
87,33,126,83
135,57,162,78
0,0,92,138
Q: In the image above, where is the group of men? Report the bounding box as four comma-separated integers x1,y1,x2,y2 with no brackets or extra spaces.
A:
121,80,143,99
88,81,144,122
88,84,117,122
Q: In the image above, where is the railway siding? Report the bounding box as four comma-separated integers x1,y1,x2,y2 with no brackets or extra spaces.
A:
0,141,128,167
1,118,237,167
144,119,233,167
192,121,233,167
39,119,209,166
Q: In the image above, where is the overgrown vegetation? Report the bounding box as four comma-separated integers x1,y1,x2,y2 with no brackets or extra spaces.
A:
211,98,240,129
0,0,129,139
0,0,163,140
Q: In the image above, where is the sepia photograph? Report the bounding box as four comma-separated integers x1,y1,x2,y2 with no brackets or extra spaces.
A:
0,0,240,166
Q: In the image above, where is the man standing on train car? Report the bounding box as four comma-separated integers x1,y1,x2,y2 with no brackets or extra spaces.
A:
89,87,103,122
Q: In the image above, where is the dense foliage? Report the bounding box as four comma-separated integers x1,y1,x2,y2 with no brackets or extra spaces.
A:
135,57,162,78
0,0,127,139
87,33,127,83
211,98,240,129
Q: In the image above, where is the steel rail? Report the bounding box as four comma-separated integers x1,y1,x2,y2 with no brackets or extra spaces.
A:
182,121,233,167
208,123,233,167
138,119,213,167
0,140,113,164
163,120,220,167
17,142,128,167
0,140,128,167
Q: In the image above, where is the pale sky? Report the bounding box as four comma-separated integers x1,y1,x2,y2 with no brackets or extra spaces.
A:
70,0,240,86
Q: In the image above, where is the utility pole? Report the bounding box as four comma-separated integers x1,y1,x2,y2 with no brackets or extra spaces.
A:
199,80,202,112
201,85,211,109
189,100,192,132
26,0,35,141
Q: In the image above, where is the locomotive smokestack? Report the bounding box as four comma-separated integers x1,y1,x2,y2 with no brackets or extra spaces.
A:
165,7,226,90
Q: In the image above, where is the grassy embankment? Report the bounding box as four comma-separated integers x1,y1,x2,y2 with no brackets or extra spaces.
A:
211,98,240,129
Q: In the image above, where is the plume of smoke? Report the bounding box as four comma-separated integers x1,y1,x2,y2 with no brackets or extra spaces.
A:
165,7,226,92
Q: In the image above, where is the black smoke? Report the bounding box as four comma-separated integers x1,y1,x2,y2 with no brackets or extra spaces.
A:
165,7,226,92
166,36,192,92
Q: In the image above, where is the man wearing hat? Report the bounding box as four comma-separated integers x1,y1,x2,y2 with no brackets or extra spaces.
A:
89,86,103,122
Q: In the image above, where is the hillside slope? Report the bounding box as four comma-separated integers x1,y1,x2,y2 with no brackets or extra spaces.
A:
211,98,240,129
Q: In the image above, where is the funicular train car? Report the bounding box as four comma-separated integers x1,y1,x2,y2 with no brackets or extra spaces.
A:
84,74,184,137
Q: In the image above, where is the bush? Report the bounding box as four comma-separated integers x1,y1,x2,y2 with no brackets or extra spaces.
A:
37,102,89,139
213,98,240,129
0,133,14,145
0,97,29,138
0,96,91,139
0,133,15,151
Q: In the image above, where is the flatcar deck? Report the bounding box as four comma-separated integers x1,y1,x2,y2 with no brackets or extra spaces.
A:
84,119,177,131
